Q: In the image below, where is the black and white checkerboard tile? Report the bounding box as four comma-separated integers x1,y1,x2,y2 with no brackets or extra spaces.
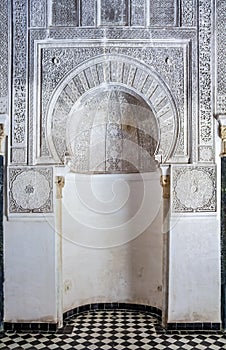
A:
0,310,225,349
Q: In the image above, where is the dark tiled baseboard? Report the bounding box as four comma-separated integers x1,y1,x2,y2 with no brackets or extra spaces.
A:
3,303,223,333
4,322,58,333
63,302,162,320
3,303,161,333
166,322,221,332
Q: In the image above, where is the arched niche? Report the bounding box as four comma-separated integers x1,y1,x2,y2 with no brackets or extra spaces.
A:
50,55,174,317
46,54,179,165
66,84,159,173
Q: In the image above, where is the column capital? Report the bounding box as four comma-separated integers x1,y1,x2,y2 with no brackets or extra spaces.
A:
160,165,170,199
55,176,65,199
214,114,226,157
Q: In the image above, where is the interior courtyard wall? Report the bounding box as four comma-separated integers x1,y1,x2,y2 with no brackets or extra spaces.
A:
0,0,224,325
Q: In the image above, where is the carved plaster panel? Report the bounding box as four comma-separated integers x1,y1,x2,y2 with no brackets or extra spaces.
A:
51,0,79,27
8,167,53,214
198,0,213,161
130,0,145,26
0,0,9,114
11,0,27,163
33,40,190,165
11,1,212,167
172,165,216,212
30,0,47,28
215,0,226,114
147,0,177,27
28,27,197,164
97,0,129,26
181,0,196,27
80,0,95,26
44,0,195,28
66,85,159,173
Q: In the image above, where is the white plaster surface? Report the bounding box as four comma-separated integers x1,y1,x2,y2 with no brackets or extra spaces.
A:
168,215,221,323
4,219,57,323
62,172,163,312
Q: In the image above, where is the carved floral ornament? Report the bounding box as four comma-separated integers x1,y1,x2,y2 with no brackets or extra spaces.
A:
172,166,216,212
46,54,179,172
9,168,53,213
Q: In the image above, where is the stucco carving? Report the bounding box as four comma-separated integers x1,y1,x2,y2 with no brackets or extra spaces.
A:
80,0,95,26
130,0,145,26
147,0,176,27
10,0,212,167
46,0,192,28
11,0,27,163
9,167,53,214
172,166,216,212
66,85,159,173
216,0,226,114
98,0,129,26
181,0,196,27
44,53,181,165
51,0,79,26
8,0,216,214
198,0,213,160
0,0,9,114
30,0,46,28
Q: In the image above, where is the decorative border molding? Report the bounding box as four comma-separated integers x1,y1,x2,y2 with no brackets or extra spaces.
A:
0,0,9,114
11,0,27,163
215,0,226,114
198,0,213,161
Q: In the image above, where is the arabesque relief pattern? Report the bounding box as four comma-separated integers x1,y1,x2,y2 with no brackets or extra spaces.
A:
5,0,217,213
0,0,9,115
216,0,226,115
43,51,182,165
172,165,216,212
9,167,53,214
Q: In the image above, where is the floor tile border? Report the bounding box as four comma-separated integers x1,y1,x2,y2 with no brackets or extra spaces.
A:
3,303,223,333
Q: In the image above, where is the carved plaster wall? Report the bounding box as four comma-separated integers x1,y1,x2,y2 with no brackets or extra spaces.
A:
5,0,219,214
43,52,181,167
65,85,159,173
0,0,9,115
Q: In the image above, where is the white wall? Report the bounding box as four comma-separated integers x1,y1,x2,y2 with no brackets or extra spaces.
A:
62,171,163,312
3,172,221,324
4,218,57,323
168,215,221,323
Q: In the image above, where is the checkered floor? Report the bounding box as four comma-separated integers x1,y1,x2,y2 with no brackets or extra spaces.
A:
0,310,225,349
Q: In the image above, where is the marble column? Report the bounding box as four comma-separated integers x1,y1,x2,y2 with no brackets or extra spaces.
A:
55,176,65,328
215,114,226,329
160,164,170,327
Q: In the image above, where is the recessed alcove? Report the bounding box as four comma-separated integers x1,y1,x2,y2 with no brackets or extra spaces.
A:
65,85,159,173
61,84,164,313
